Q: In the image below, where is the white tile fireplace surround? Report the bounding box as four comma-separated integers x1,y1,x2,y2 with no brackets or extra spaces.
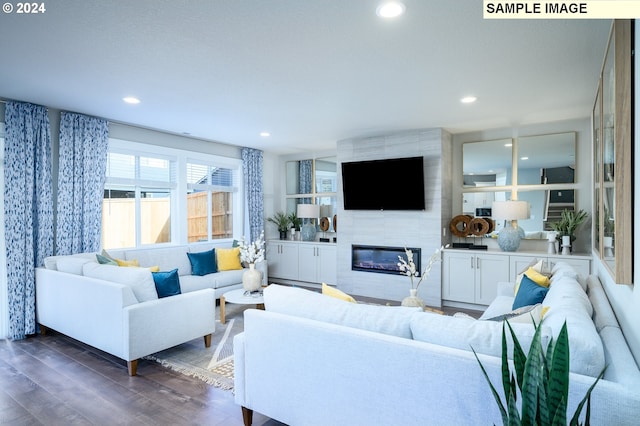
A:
336,128,453,307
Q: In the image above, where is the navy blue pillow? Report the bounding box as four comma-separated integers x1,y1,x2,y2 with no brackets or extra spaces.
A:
187,249,217,276
512,274,549,310
152,268,182,298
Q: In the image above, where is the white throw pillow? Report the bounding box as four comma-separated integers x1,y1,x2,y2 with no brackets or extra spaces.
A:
82,263,158,303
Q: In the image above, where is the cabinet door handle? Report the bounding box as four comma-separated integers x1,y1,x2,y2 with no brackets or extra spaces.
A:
471,257,474,269
476,257,480,269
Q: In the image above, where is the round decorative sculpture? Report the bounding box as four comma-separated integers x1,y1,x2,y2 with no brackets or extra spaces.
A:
319,217,330,231
449,215,472,237
469,218,490,236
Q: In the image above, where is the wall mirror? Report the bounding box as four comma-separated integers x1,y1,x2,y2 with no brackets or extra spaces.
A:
462,132,576,239
285,157,337,232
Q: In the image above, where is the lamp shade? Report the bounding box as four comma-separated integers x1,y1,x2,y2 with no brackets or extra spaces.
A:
297,204,320,219
491,200,530,221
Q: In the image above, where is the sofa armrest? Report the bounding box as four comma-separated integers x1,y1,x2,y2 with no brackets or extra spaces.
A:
124,288,216,360
497,281,515,296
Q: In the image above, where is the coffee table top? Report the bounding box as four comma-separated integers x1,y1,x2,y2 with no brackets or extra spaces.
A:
223,288,264,305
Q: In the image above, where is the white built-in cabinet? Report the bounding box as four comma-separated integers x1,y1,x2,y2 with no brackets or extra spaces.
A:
442,251,510,305
267,240,337,285
442,249,591,307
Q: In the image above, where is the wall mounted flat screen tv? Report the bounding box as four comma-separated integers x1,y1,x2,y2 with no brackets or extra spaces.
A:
341,156,425,210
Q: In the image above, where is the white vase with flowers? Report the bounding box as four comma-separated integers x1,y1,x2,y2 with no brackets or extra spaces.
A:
397,245,447,308
238,231,265,293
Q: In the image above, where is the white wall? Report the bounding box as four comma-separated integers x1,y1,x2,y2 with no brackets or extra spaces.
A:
593,22,640,365
336,128,452,306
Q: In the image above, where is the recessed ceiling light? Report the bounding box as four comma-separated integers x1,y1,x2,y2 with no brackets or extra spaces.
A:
521,156,529,160
460,96,477,104
505,143,513,147
376,1,405,18
260,132,271,137
123,96,141,104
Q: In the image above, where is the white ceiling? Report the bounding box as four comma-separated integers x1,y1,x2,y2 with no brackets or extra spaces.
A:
0,1,611,155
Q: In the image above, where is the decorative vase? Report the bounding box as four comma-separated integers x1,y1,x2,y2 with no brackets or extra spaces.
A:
242,263,262,292
604,236,614,257
279,230,287,240
401,289,425,309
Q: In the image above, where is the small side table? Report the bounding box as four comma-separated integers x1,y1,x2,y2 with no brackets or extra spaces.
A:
220,288,265,324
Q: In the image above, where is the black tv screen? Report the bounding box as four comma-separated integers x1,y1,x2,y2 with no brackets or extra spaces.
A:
341,156,425,210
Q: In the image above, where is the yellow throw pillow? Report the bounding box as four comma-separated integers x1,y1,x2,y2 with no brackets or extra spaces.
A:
216,247,243,271
514,259,545,294
322,283,356,303
148,265,160,272
524,267,551,288
116,258,140,267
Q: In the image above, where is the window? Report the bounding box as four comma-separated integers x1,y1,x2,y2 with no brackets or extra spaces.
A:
103,149,176,249
186,161,236,242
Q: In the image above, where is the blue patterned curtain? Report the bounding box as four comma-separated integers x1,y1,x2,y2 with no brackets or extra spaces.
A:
56,112,109,255
241,147,264,242
299,159,313,204
4,101,54,340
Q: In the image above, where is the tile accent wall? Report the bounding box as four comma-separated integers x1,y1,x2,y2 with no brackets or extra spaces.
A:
336,128,452,307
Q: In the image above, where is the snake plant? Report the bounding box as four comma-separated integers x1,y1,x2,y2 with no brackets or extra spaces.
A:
474,319,604,426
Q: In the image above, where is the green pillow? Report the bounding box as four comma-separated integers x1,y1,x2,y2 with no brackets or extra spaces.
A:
96,253,117,266
512,275,549,310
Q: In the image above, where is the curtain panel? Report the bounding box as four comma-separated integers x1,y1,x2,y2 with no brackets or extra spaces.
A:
56,112,109,255
241,147,264,242
4,101,54,340
299,159,313,204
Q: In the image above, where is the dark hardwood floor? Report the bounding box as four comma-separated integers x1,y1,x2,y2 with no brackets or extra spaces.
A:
0,294,481,425
0,331,281,426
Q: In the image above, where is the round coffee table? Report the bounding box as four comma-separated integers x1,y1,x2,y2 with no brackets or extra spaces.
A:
220,288,265,324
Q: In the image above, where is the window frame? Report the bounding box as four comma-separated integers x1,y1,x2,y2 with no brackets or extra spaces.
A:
104,138,243,249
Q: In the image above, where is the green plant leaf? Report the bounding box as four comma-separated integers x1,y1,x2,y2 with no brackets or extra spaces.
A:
548,322,570,424
506,321,527,391
519,318,544,425
473,348,509,425
550,396,567,426
569,368,605,426
501,323,512,400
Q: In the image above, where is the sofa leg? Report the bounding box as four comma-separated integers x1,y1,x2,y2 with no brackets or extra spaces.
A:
241,406,253,426
128,360,138,376
204,333,212,348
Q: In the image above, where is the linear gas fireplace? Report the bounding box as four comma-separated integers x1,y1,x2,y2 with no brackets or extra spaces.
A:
351,245,421,276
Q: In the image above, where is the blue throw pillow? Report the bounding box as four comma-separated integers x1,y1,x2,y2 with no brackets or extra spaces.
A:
152,268,182,298
187,249,217,276
512,274,549,310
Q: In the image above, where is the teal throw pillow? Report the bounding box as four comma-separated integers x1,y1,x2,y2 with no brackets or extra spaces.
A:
187,249,217,276
512,274,549,310
96,253,117,266
152,268,182,298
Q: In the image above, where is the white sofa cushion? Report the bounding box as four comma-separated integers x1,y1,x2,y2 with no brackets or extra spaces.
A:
56,256,97,275
43,252,97,270
410,312,552,358
551,261,587,291
82,263,158,303
264,284,422,338
124,246,192,276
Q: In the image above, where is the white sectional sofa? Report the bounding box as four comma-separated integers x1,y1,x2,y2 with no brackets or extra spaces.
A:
234,262,640,425
36,242,267,375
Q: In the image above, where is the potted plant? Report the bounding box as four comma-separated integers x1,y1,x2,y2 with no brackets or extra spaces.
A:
267,211,291,240
549,208,588,250
288,211,302,240
474,319,604,426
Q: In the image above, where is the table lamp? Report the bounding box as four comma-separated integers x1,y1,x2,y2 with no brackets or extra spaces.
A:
492,200,530,252
297,204,320,241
